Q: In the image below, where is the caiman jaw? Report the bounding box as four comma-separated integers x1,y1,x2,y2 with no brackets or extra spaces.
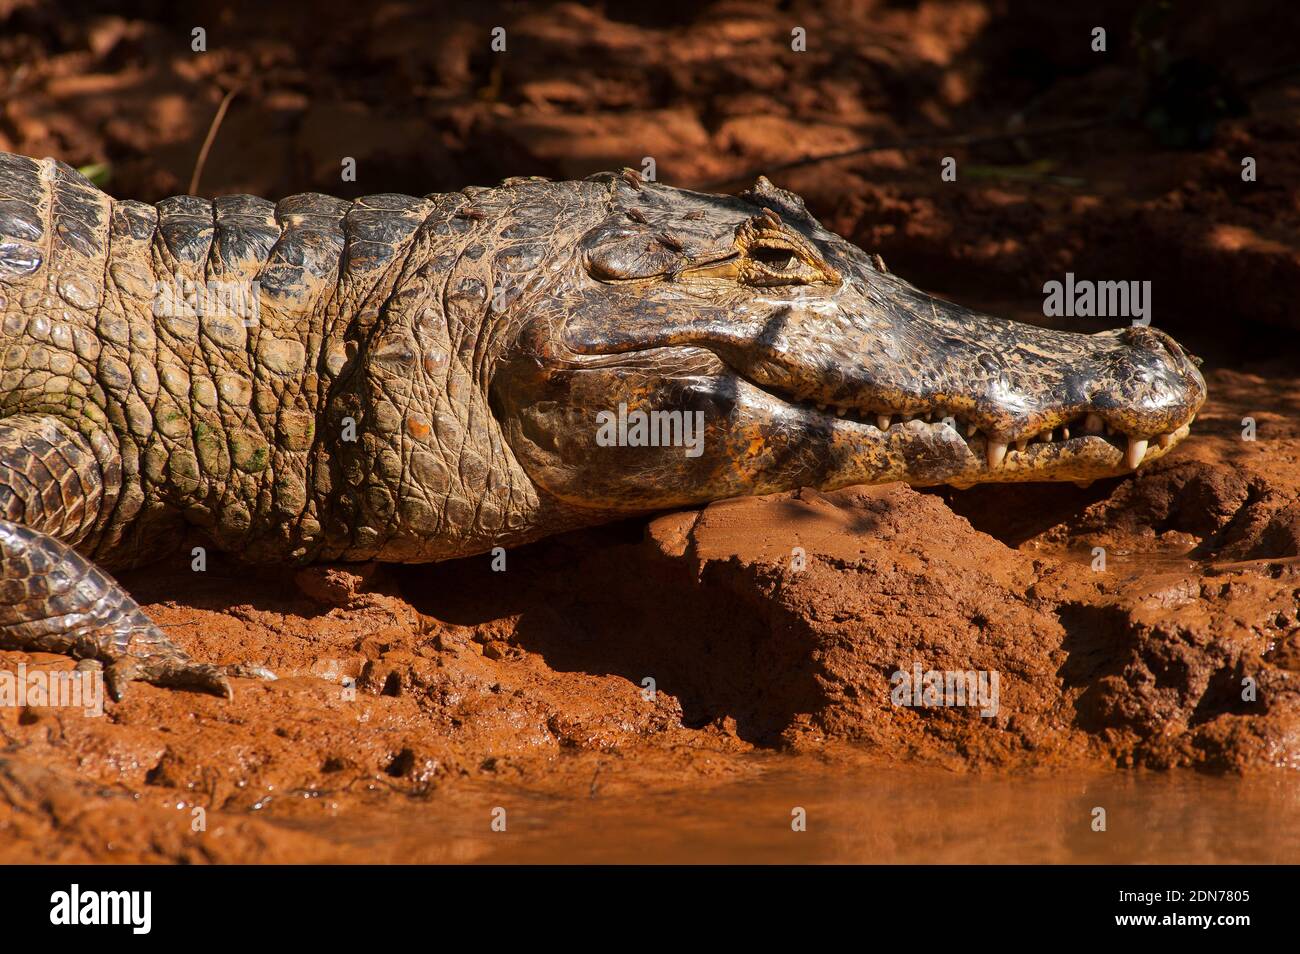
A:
776,395,1197,486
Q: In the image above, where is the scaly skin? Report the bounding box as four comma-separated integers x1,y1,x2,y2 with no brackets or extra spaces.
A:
0,154,1206,698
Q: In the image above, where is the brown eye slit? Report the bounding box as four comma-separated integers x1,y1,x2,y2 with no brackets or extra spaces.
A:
749,243,802,273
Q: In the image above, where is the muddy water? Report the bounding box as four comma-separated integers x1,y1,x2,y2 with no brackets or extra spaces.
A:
267,761,1299,864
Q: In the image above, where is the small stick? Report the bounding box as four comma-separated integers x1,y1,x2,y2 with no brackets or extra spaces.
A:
698,115,1114,192
1208,555,1300,573
189,86,239,196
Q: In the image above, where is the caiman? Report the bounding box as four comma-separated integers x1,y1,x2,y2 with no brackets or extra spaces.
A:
0,153,1206,699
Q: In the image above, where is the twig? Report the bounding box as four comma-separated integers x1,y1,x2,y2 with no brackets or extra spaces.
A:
1242,62,1300,91
189,86,239,196
1208,555,1300,573
699,62,1300,193
698,115,1115,192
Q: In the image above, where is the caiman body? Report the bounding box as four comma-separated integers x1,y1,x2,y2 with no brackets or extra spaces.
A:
0,152,1205,697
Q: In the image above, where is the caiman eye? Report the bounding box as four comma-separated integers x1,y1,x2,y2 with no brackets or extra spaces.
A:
749,244,802,273
743,237,829,286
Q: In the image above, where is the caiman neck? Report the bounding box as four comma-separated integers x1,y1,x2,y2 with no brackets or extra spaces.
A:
314,182,610,563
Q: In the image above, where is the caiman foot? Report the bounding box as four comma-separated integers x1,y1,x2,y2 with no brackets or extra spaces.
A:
0,519,234,701
100,634,234,702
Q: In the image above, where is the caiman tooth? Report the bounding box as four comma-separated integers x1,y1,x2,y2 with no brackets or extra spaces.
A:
1125,437,1149,469
1084,413,1104,433
1060,426,1070,440
835,406,847,416
877,414,892,430
1039,429,1053,443
1158,431,1175,448
966,422,978,437
986,440,1008,469
1014,439,1028,452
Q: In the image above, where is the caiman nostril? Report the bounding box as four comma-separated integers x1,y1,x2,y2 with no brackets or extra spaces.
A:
1156,330,1185,362
1120,325,1159,349
1121,325,1184,363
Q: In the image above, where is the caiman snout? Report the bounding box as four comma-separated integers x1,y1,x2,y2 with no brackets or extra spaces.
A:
961,321,1206,477
691,282,1207,485
1076,324,1205,459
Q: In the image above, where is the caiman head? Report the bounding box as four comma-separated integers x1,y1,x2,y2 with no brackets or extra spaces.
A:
493,172,1206,512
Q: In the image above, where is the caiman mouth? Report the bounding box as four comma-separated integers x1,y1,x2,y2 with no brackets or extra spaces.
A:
770,387,1195,482
707,330,1201,488
534,324,1204,491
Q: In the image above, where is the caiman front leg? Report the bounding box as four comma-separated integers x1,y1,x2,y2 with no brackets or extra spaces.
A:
0,414,231,700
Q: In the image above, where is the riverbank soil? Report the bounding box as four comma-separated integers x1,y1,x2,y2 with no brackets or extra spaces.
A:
1,0,1297,862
